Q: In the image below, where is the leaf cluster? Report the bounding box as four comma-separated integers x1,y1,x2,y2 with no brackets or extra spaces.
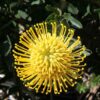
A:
76,74,100,94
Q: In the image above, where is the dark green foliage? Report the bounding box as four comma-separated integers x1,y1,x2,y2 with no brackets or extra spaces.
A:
45,3,83,29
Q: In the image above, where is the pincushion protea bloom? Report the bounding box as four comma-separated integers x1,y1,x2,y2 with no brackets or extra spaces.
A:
13,22,87,94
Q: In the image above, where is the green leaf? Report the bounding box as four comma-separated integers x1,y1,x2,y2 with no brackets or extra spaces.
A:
46,13,57,21
31,0,40,5
3,35,12,56
76,83,89,93
11,20,17,27
94,8,100,13
31,0,45,5
67,3,79,15
15,10,28,19
94,8,100,19
83,49,92,56
63,13,83,29
82,5,91,18
9,2,18,12
90,74,100,87
10,2,18,8
45,5,62,16
98,13,100,19
45,5,54,12
27,17,32,22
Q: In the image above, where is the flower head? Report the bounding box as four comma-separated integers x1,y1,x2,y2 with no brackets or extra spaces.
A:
13,22,87,94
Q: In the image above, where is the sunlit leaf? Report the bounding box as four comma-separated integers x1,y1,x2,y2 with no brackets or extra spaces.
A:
15,10,28,19
27,17,32,22
63,13,83,29
31,0,45,5
31,0,40,5
76,83,89,93
0,74,5,79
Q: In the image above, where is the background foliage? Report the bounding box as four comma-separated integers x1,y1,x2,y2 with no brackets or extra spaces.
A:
0,0,100,100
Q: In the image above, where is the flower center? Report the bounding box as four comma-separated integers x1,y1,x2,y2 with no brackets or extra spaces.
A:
30,33,67,72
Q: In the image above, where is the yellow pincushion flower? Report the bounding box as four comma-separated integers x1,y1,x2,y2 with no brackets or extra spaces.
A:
13,22,87,94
